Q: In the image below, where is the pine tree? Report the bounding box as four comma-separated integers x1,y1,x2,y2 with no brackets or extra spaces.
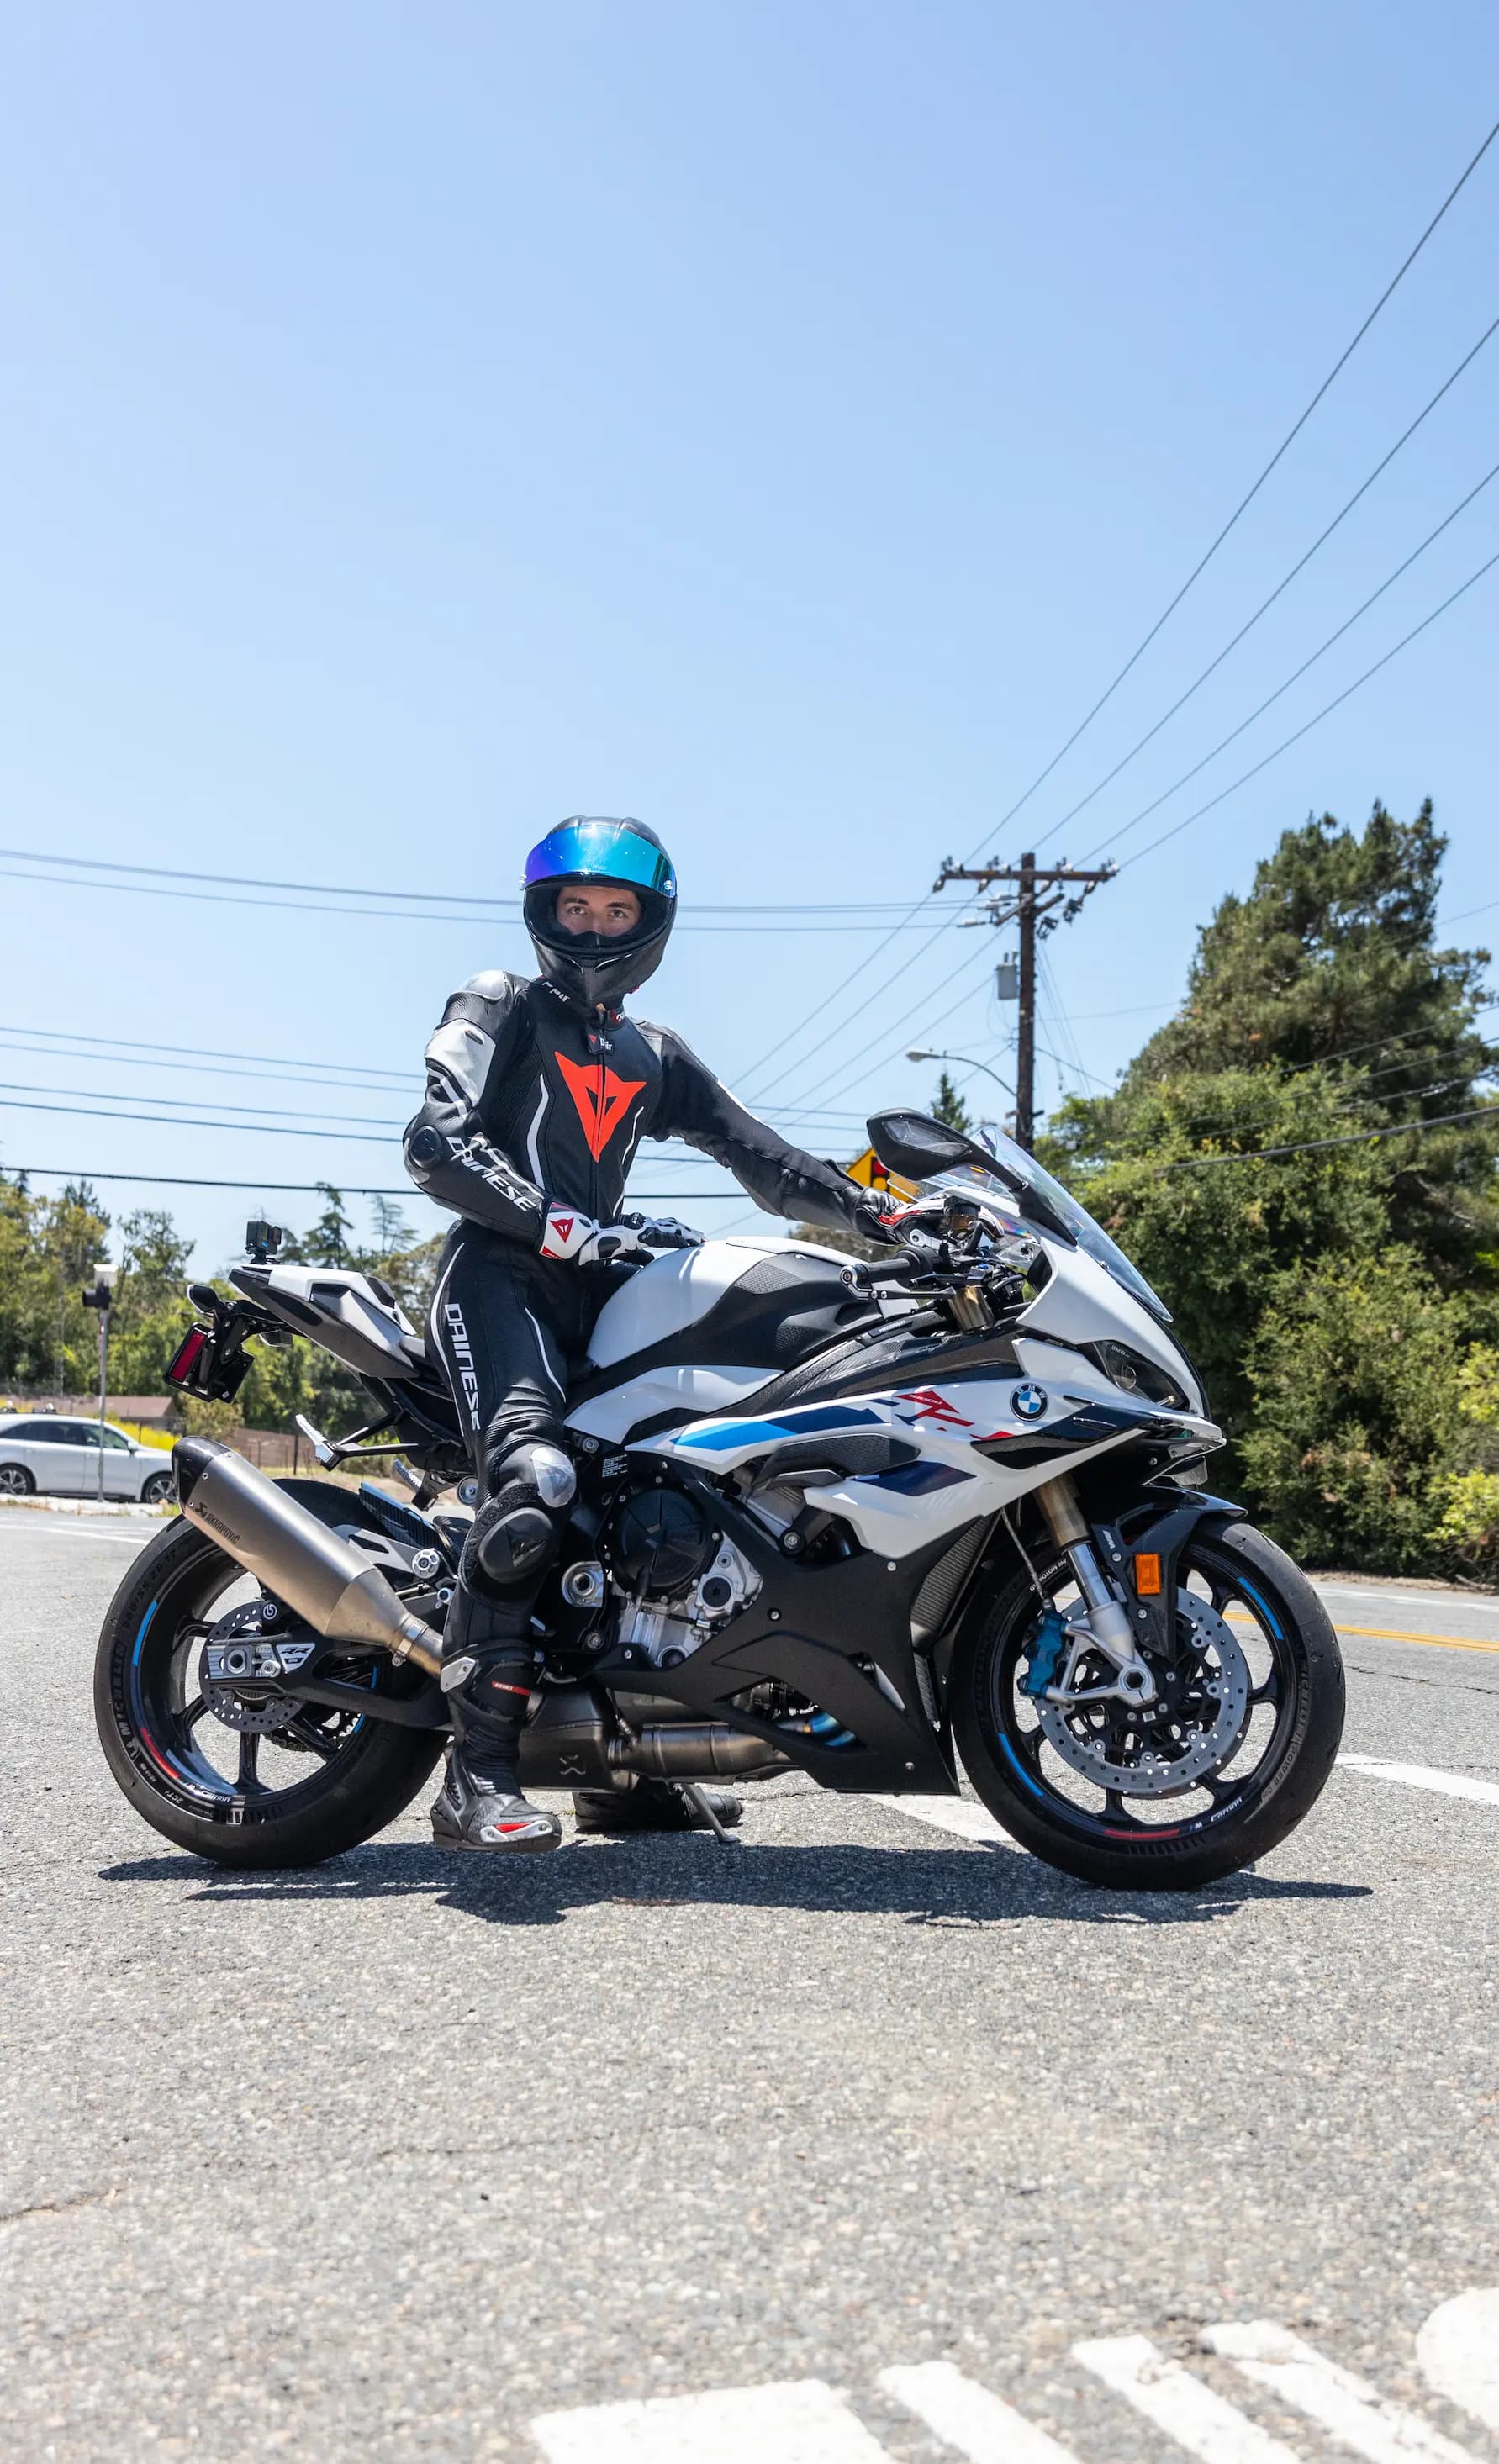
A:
932,1069,974,1135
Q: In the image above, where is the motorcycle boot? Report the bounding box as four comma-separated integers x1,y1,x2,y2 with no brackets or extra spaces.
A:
430,1440,579,1853
434,1602,561,1853
572,1779,744,1834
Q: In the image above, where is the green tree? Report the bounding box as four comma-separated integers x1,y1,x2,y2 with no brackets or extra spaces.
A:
1238,1249,1468,1571
1041,799,1499,1440
0,1175,111,1392
108,1210,198,1394
301,1184,355,1266
932,1069,974,1135
1130,800,1490,1087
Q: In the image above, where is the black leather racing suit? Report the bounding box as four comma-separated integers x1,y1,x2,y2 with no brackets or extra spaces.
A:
404,968,870,1776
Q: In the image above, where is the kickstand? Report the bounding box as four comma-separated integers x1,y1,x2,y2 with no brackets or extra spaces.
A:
680,1782,736,1846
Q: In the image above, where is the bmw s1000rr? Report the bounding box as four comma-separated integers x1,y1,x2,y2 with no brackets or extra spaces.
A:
94,1110,1343,1890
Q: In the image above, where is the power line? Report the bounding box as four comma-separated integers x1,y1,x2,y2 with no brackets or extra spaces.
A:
0,1021,417,1084
1037,335,1499,852
1153,1100,1498,1170
1439,894,1499,926
0,1095,398,1142
1058,444,1499,862
958,112,1499,858
0,1035,416,1100
1112,545,1499,874
736,901,958,1095
3,1164,732,1196
0,1079,407,1131
0,852,939,935
804,939,1002,1112
0,844,921,920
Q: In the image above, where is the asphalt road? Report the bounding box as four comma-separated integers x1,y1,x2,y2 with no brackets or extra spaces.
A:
1,1513,1496,2464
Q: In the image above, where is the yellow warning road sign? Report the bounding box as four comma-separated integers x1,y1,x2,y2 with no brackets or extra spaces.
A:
845,1147,921,1204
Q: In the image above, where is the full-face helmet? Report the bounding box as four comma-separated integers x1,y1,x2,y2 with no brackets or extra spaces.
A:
521,815,677,1011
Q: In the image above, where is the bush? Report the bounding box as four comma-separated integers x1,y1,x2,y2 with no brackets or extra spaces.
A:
1238,1249,1465,1570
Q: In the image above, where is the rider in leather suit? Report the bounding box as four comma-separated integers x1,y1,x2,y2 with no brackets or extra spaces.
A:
404,815,893,1853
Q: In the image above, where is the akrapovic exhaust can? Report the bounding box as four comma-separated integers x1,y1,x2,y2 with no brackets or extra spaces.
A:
172,1437,443,1675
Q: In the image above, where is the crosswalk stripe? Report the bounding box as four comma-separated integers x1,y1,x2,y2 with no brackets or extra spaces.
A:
1338,1756,1499,1807
865,1795,1016,1846
881,2360,1085,2462
1417,2289,1499,2434
1072,2335,1303,2464
529,2378,896,2461
1206,2321,1479,2464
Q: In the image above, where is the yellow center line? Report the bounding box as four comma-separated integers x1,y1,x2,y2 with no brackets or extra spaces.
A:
1227,1613,1499,1658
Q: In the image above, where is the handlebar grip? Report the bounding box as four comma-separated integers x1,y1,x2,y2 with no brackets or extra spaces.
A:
841,1252,921,1287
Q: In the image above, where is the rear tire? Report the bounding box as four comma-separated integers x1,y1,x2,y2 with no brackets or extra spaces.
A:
0,1463,35,1496
953,1518,1344,1891
94,1501,445,1868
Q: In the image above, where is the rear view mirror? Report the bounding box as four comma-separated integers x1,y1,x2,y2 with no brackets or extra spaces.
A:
866,1110,995,1180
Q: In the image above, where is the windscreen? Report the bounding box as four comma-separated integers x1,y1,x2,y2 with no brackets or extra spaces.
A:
925,1132,1171,1323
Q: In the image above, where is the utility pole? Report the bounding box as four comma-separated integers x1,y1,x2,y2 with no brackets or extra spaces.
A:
932,852,1116,1151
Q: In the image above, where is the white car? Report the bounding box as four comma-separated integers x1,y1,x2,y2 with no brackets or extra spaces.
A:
0,1416,176,1505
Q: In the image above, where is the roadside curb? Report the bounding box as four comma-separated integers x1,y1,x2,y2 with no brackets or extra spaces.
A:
0,1494,172,1522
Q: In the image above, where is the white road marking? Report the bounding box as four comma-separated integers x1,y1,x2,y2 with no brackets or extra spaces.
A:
1417,2289,1499,2434
1206,2321,1479,2464
1313,1584,1499,1620
1339,1756,1499,1807
881,2360,1084,2462
865,1794,1016,1847
0,1522,149,1548
530,2378,895,2461
1073,2335,1302,2464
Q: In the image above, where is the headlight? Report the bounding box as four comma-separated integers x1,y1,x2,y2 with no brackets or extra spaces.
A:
1086,1340,1190,1412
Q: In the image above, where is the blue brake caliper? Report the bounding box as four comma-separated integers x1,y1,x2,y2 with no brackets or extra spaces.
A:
1019,1608,1069,1700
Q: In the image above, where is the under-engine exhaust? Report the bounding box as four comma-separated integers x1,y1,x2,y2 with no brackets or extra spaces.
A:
172,1436,443,1677
610,1723,789,1781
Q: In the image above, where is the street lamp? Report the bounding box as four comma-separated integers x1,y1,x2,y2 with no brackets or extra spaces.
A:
906,1047,1015,1100
80,1264,117,1506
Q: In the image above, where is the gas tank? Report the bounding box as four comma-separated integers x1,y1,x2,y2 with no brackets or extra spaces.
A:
584,1235,858,1369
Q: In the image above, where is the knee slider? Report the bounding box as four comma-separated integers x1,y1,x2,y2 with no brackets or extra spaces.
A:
483,1440,577,1511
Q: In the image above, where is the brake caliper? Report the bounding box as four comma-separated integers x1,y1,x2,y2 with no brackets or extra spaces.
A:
1019,1608,1069,1700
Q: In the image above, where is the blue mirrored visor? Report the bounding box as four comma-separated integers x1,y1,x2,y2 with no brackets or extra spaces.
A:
522,820,676,900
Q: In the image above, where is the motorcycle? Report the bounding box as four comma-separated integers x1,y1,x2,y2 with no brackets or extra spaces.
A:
93,1109,1344,1888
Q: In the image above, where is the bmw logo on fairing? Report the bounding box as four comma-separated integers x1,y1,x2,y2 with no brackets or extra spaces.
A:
1011,1381,1048,1420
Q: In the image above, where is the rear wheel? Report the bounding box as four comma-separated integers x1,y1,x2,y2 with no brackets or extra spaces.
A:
0,1463,35,1496
953,1518,1344,1890
94,1501,445,1868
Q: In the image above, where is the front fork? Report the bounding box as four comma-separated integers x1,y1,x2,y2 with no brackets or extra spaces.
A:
1034,1475,1158,1708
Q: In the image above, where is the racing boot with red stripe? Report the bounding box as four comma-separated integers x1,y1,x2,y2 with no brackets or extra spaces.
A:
431,1614,561,1855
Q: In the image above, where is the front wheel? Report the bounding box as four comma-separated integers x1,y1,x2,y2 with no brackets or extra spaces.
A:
140,1470,174,1506
953,1519,1344,1891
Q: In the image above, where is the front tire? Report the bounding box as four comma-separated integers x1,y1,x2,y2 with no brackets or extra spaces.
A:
140,1470,174,1506
94,1502,445,1868
953,1519,1344,1891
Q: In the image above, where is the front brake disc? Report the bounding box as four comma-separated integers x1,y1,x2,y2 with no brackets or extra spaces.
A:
1036,1591,1249,1797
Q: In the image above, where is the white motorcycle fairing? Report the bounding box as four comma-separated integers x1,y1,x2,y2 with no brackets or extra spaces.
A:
566,1229,1220,1554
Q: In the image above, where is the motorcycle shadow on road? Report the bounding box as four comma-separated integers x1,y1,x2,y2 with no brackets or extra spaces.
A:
98,1838,1373,1930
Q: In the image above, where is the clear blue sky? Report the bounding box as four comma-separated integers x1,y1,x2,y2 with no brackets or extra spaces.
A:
2,2,1496,1274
